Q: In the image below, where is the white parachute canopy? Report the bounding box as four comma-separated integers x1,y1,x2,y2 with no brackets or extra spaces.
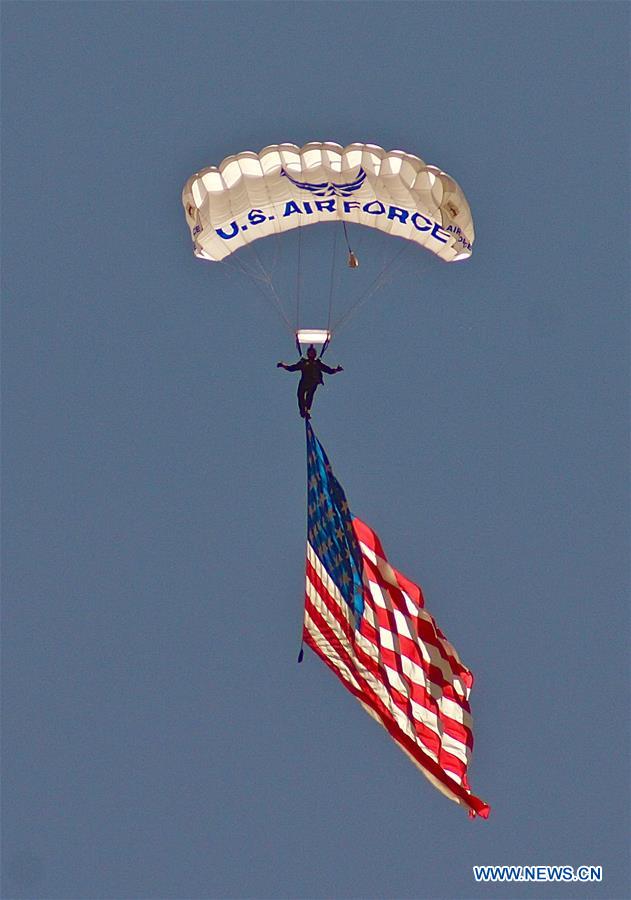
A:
182,142,474,264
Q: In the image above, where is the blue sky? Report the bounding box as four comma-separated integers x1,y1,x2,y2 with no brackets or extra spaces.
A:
2,2,629,898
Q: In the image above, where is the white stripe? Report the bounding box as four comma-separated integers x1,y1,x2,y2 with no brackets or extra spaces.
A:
440,696,473,729
441,732,471,768
358,541,377,565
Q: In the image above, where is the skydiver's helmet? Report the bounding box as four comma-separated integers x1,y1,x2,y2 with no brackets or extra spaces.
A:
306,345,317,359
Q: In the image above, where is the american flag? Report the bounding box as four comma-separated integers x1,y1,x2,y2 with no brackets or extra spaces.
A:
303,421,490,818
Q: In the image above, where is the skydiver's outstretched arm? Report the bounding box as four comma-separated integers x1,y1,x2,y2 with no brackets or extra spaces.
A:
319,362,344,375
277,360,302,372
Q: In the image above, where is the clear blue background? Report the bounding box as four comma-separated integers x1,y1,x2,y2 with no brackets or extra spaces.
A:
2,2,629,898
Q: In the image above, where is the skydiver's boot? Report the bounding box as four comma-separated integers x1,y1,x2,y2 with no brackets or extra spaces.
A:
298,390,309,418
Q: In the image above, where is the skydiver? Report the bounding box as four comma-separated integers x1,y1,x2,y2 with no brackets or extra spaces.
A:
277,345,343,419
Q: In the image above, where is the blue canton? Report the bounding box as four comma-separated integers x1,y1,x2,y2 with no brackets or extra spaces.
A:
306,422,364,620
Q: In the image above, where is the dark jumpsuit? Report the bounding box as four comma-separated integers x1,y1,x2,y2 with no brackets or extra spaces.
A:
283,357,340,417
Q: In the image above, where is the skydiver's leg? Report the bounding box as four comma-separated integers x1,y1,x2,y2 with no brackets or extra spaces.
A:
297,382,308,418
305,384,317,417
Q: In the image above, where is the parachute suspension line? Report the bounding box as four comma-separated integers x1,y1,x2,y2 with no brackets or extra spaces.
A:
221,253,263,286
332,242,410,335
265,201,283,282
249,240,293,333
259,222,284,286
223,227,293,334
220,256,294,335
342,221,352,254
295,222,303,331
223,251,269,285
326,223,340,332
255,199,301,334
319,223,341,359
250,239,276,289
266,276,294,334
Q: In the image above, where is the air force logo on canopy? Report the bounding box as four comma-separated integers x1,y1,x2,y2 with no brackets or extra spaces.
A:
280,165,368,198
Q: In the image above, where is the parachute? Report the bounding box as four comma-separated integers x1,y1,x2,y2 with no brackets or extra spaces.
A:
182,141,474,342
